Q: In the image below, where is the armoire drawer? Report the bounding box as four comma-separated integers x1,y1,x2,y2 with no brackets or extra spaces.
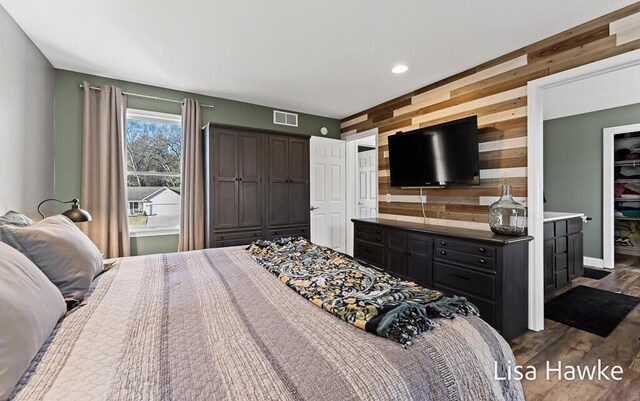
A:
268,226,309,238
215,238,255,247
214,230,261,241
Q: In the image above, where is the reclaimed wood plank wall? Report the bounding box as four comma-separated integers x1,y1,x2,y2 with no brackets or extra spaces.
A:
340,3,640,230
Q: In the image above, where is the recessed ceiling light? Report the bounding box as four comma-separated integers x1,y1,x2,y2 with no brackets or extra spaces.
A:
392,65,408,74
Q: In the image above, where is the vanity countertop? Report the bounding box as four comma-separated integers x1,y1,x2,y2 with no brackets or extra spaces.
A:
543,211,585,222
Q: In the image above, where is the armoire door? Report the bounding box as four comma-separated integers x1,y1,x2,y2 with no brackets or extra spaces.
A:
238,132,262,227
214,129,239,229
288,137,309,225
269,136,289,225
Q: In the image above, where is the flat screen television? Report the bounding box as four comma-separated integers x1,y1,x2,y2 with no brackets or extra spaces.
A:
388,115,479,187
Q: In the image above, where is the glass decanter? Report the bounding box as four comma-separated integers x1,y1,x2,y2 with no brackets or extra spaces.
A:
488,184,527,236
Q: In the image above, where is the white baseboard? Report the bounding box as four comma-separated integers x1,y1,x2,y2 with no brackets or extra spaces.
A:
583,257,604,268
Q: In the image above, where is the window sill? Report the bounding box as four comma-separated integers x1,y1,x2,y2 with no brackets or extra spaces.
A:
129,227,180,238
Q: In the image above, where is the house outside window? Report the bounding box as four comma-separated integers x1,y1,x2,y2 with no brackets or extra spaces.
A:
126,109,182,236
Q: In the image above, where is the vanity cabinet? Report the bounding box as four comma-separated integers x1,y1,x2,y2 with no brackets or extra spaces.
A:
543,216,584,300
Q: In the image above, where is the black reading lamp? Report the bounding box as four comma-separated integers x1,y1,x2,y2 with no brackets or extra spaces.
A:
37,198,92,223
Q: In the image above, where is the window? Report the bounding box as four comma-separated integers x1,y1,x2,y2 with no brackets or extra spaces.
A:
125,109,182,236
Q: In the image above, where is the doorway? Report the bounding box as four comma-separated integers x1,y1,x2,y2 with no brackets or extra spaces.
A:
345,128,378,255
528,48,640,331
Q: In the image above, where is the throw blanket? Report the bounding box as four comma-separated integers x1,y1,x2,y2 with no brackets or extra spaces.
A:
249,237,478,347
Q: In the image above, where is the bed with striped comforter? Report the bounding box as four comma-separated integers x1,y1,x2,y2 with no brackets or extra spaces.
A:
10,246,524,401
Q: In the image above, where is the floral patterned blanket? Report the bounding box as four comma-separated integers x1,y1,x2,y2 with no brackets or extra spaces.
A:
248,237,478,347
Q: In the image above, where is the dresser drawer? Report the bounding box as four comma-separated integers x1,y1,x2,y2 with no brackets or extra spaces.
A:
435,248,495,270
434,262,495,300
268,226,309,239
354,240,385,267
435,237,496,258
354,230,385,245
434,283,496,327
214,230,261,241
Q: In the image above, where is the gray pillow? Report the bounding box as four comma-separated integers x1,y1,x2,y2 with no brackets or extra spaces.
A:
0,215,103,302
0,210,35,227
0,242,66,401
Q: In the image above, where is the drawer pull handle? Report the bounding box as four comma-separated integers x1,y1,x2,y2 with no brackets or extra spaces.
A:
453,274,470,281
440,250,447,256
375,229,381,234
478,247,486,253
440,241,446,246
220,236,224,239
356,233,362,238
274,232,278,235
254,233,258,237
376,237,381,242
479,259,486,264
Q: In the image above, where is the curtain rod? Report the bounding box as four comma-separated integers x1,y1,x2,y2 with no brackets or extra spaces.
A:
79,84,214,109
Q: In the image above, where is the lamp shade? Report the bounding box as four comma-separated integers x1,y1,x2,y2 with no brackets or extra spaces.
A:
62,203,92,223
37,198,92,223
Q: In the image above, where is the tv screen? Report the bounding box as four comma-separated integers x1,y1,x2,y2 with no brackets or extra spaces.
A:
388,116,479,187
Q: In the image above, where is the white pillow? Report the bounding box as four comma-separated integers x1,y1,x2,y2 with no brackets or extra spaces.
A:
0,242,66,400
0,215,103,302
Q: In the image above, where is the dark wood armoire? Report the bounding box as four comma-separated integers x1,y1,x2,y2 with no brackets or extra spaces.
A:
203,123,310,248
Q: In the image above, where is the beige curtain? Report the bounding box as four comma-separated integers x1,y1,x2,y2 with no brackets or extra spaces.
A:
81,81,130,258
179,99,205,251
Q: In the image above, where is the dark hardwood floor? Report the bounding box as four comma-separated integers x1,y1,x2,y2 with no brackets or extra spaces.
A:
511,255,640,401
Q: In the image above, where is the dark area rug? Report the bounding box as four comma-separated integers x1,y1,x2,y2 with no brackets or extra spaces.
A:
583,267,611,280
545,285,640,337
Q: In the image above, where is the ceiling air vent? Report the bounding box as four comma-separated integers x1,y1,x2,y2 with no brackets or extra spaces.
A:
273,110,298,127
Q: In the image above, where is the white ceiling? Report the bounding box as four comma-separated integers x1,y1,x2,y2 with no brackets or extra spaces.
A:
1,0,636,119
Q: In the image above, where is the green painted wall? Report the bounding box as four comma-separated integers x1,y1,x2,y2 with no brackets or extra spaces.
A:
130,234,180,256
54,69,340,256
544,102,640,259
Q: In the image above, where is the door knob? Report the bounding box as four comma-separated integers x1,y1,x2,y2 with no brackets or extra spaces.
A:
310,206,319,211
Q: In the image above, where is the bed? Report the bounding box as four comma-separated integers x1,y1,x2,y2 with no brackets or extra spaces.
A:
9,245,524,401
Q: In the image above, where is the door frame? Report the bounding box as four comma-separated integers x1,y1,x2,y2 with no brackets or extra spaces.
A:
603,122,640,268
345,128,379,255
527,48,640,331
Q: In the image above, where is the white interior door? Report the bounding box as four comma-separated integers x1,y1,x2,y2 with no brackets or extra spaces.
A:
310,136,346,252
357,149,377,218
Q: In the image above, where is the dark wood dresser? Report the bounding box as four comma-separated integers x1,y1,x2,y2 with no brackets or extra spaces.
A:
203,123,310,248
352,218,533,341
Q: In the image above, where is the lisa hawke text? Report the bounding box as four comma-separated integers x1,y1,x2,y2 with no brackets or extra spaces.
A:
495,360,623,381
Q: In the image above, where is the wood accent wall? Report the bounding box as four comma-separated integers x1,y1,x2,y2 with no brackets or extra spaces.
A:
341,3,640,231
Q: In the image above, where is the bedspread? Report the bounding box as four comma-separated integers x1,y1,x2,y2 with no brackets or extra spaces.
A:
10,246,524,401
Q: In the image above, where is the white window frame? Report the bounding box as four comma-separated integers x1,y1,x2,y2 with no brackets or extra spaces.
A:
126,108,182,237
